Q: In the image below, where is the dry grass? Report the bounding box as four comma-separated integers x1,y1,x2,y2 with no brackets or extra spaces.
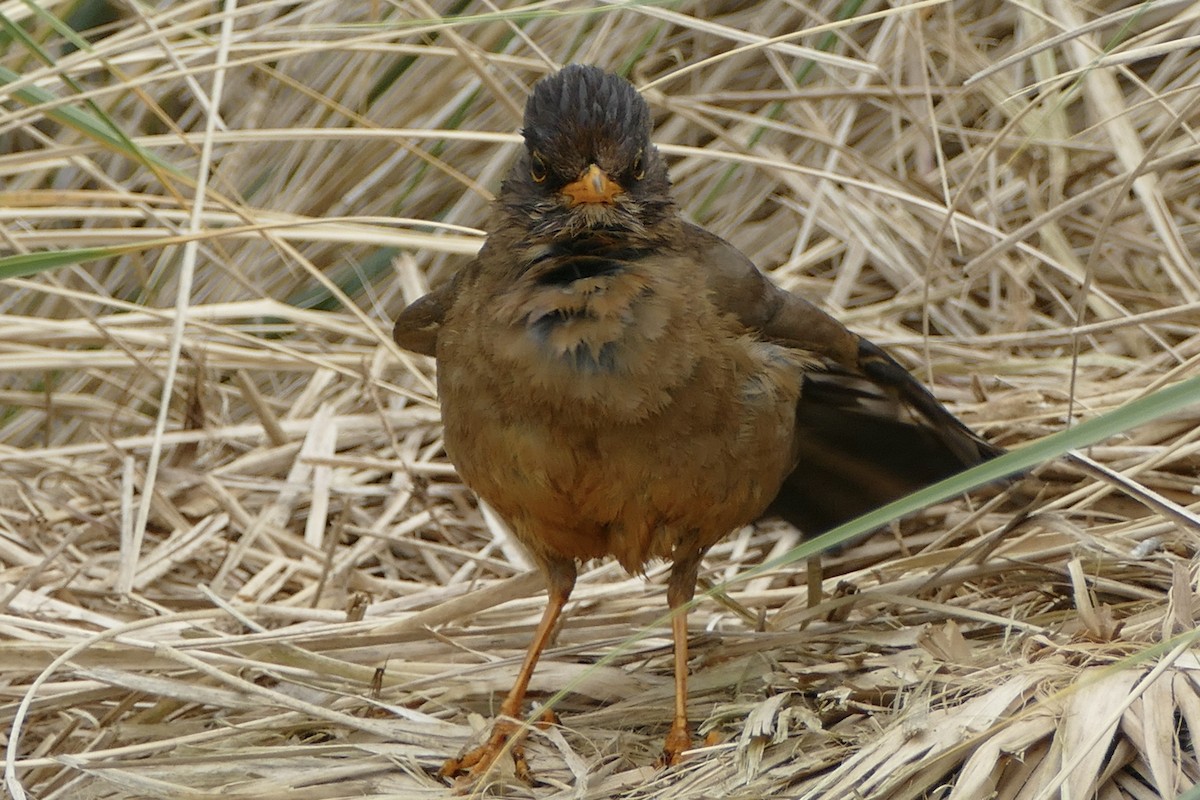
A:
2,1,1200,798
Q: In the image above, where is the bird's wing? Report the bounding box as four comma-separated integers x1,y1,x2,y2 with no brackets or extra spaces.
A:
683,222,1003,534
392,273,459,356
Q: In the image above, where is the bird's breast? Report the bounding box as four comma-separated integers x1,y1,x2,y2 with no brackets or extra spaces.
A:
473,236,701,421
434,234,807,569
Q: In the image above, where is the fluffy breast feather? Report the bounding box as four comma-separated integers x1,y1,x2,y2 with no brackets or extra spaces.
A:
436,241,806,570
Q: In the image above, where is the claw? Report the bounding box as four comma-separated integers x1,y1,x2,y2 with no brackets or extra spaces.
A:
440,719,531,792
657,719,692,768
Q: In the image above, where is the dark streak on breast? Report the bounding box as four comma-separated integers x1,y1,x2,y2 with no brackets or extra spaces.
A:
521,237,654,375
527,309,623,374
528,308,580,342
536,256,625,286
529,238,654,287
570,340,619,373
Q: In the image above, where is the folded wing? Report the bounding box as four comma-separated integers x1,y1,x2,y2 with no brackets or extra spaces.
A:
684,222,1002,534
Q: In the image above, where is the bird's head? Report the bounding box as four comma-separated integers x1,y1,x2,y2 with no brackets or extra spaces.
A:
499,65,676,241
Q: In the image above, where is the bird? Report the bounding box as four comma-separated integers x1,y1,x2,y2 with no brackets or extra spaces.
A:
392,64,1002,787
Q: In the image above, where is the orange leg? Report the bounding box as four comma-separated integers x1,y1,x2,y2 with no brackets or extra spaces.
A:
661,548,702,766
441,558,576,788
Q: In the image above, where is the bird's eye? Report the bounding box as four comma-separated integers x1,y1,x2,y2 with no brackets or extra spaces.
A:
530,151,547,183
632,150,646,181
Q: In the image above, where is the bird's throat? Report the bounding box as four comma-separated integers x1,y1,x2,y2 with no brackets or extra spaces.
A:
482,235,694,419
517,237,653,374
524,236,653,286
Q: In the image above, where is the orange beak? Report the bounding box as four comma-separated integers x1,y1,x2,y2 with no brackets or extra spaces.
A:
561,164,623,206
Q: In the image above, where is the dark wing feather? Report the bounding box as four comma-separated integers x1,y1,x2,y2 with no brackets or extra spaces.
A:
392,276,457,356
684,222,1002,535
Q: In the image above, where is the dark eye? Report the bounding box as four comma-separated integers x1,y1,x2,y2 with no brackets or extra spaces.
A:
631,150,646,180
530,151,547,183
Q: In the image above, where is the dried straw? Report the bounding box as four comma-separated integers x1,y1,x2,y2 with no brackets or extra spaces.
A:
2,2,1199,798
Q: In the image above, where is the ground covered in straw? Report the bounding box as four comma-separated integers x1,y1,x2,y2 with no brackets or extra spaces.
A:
2,2,1199,798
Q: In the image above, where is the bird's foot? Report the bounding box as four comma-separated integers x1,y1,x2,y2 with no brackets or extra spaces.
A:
440,718,532,791
535,706,559,729
656,719,692,768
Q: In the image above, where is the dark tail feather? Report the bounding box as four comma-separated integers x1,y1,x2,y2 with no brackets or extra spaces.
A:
766,340,1003,536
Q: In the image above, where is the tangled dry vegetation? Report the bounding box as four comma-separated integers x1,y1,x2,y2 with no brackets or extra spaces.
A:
2,2,1200,798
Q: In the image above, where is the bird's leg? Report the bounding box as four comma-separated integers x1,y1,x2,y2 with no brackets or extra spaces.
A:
661,546,704,766
441,557,577,787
